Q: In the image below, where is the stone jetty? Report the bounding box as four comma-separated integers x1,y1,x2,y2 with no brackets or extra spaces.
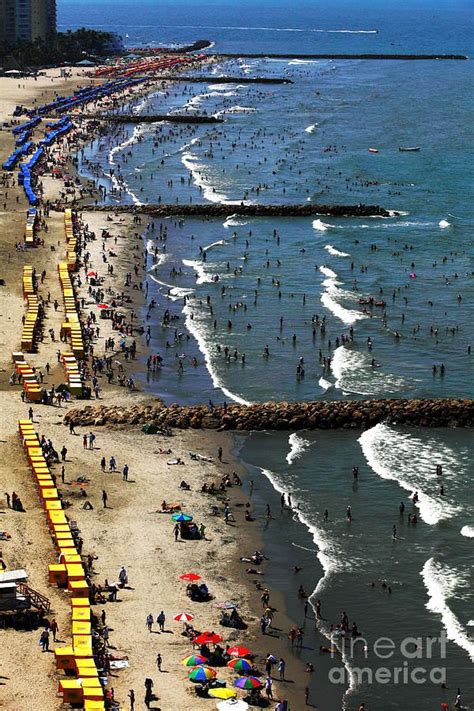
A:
81,203,393,218
64,399,474,431
157,76,293,84
81,113,223,124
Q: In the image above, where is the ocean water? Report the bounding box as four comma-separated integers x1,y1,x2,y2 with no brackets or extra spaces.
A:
64,2,474,708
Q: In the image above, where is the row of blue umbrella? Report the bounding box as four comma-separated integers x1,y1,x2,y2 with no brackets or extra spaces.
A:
2,140,33,171
12,116,41,135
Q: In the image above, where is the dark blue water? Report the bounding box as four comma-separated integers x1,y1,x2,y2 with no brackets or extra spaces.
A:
60,0,473,55
64,2,474,708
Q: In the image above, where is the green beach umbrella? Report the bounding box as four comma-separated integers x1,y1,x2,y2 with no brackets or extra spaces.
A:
172,513,193,522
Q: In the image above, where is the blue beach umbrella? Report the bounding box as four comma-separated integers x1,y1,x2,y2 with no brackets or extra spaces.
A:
171,513,193,522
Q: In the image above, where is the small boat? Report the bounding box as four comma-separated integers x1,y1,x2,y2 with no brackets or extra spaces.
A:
399,146,421,152
368,148,379,153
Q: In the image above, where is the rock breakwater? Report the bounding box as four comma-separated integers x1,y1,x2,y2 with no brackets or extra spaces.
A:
64,399,474,431
82,113,224,124
81,203,393,218
157,76,293,84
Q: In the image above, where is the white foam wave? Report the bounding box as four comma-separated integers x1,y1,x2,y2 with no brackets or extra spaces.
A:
460,526,474,538
439,219,451,229
149,274,193,301
421,558,474,662
324,245,349,257
182,301,251,405
214,105,258,117
182,258,214,284
203,239,228,251
319,267,366,325
289,59,321,65
305,123,319,133
312,218,332,232
318,377,333,391
286,433,312,464
260,468,340,580
181,147,241,205
319,266,338,278
223,215,249,228
258,464,357,692
332,347,414,396
359,424,463,525
207,83,242,91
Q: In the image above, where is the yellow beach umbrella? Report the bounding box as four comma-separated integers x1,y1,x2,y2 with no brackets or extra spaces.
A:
208,688,237,700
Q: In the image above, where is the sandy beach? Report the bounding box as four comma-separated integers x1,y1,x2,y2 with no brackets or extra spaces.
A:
0,64,309,711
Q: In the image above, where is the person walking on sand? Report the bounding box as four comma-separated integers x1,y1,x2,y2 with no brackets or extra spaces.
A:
265,675,273,700
144,678,153,708
289,626,296,647
296,626,304,647
128,689,135,711
146,613,153,632
102,489,108,508
83,434,88,449
218,446,223,462
174,523,180,541
50,619,58,641
305,687,310,705
109,456,117,472
123,464,129,481
40,628,50,652
278,657,286,680
156,653,162,671
157,611,165,632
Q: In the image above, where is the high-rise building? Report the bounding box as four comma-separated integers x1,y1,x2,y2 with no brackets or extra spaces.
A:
0,0,16,47
0,0,55,46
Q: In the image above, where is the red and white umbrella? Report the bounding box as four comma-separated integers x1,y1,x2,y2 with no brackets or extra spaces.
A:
174,612,194,623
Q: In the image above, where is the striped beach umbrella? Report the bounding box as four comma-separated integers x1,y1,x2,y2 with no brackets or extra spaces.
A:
171,513,193,522
181,654,207,667
188,665,217,682
174,612,194,623
234,676,262,690
227,658,253,673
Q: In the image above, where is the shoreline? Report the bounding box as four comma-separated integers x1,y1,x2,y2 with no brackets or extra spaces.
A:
67,66,344,709
0,60,329,710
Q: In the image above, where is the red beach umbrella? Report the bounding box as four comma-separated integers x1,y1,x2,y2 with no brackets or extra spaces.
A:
174,612,194,623
228,645,252,658
97,303,109,309
193,632,224,645
180,573,201,582
87,270,97,277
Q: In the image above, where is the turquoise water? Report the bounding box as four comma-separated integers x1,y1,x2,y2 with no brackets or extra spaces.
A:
67,2,474,708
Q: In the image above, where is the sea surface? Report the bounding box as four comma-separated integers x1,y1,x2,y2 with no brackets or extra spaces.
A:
62,1,474,708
